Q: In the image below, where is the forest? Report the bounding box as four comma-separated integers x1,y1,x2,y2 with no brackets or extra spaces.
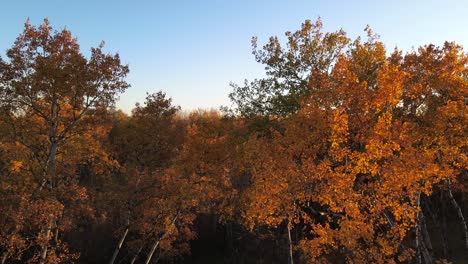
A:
0,18,467,264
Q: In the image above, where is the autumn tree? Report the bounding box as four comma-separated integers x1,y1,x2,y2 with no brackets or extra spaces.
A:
105,92,198,264
396,42,468,262
109,91,184,171
0,16,466,264
231,19,467,263
0,18,129,263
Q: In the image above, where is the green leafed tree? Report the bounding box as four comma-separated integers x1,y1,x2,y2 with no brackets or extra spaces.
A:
229,18,350,117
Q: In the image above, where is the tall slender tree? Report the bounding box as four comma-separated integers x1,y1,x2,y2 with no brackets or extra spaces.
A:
0,18,129,263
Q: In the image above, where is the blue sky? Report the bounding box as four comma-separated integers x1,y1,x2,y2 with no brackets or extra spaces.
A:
1,0,467,113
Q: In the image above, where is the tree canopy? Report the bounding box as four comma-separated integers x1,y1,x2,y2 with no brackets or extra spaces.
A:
0,18,466,264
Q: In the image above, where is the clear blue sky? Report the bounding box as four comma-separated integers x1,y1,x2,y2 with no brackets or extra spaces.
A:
1,0,467,113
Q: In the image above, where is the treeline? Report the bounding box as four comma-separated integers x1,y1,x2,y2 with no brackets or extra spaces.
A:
0,19,467,264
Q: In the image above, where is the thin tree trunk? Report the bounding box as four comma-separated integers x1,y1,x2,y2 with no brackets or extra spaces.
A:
423,195,448,259
419,233,433,264
109,225,130,264
130,246,143,264
144,239,162,264
415,193,434,264
416,223,421,264
415,193,422,264
54,227,59,245
447,179,468,249
1,252,7,264
47,141,58,177
287,220,294,264
130,217,160,264
39,221,53,264
419,213,433,264
39,139,58,264
440,192,450,259
144,212,179,264
54,219,60,245
420,211,433,259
